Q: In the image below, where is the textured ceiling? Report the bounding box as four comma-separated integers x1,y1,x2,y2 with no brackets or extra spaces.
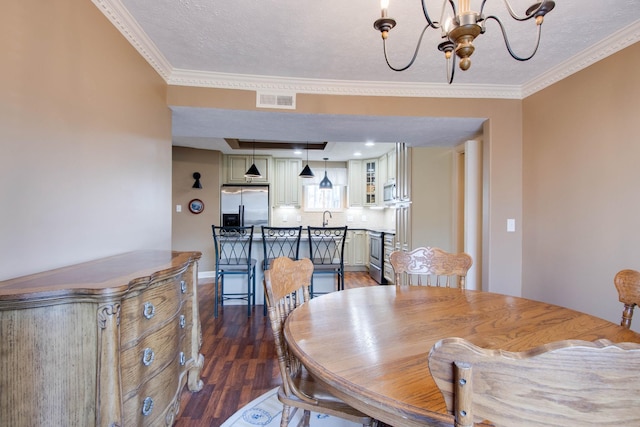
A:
99,0,640,160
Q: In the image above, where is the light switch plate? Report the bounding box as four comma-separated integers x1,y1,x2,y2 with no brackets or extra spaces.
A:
507,218,515,232
176,205,182,213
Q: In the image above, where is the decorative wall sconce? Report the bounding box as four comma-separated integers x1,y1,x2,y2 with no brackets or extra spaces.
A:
192,172,203,189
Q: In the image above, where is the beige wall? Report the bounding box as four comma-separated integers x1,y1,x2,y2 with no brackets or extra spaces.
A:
172,147,222,272
1,0,172,279
522,42,640,329
410,147,455,250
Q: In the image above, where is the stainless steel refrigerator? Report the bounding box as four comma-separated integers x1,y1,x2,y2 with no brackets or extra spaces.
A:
220,185,269,228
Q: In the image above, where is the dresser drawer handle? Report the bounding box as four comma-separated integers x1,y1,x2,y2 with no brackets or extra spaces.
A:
142,396,154,416
143,302,155,319
142,348,155,366
180,352,186,366
180,280,187,293
179,315,186,328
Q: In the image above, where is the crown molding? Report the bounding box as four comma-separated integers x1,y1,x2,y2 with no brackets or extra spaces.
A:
91,0,173,80
522,20,640,98
93,0,638,101
167,69,523,99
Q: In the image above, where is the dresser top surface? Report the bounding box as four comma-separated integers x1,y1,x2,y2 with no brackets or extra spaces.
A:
0,250,201,302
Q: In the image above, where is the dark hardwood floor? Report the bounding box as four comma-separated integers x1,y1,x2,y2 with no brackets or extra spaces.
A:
175,271,379,426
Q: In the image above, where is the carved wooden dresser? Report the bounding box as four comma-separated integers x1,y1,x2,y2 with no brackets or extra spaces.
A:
0,250,204,426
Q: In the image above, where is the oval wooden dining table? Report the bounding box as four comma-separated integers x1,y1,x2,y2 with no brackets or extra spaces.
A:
283,285,640,427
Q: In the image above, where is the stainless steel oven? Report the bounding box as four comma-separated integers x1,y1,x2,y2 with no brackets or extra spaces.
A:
369,231,386,284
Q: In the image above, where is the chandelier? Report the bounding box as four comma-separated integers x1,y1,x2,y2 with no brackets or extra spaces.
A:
373,0,555,83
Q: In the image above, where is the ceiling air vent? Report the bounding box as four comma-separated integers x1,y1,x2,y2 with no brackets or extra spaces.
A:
256,91,296,110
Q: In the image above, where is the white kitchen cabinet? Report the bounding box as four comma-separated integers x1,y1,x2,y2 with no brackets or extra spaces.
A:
364,160,378,206
383,233,395,284
274,158,302,207
348,160,363,207
378,152,388,189
352,230,367,266
387,148,397,183
225,155,271,184
344,230,367,271
349,159,380,207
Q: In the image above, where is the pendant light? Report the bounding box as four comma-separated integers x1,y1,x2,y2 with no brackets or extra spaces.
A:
244,142,261,178
319,157,333,190
299,142,314,178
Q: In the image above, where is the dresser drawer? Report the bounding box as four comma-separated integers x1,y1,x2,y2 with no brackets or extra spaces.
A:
122,356,184,427
120,314,186,399
120,275,185,345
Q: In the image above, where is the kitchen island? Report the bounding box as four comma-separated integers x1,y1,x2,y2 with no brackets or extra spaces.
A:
206,227,390,307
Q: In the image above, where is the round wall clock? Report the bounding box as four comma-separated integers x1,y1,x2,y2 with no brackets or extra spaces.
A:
188,199,204,214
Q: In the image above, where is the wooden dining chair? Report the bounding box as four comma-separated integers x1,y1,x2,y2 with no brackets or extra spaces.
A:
428,337,640,427
263,257,375,427
614,269,640,328
389,246,472,288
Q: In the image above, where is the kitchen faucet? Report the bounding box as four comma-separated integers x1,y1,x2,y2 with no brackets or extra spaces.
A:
322,210,332,227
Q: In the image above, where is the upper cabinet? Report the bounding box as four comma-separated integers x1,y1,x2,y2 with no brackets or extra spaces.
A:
349,159,381,207
224,155,271,184
348,160,363,207
364,160,378,206
387,149,396,183
274,158,302,207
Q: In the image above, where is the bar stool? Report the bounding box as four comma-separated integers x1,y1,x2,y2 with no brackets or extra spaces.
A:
211,225,256,318
261,226,303,314
307,226,347,297
261,226,303,270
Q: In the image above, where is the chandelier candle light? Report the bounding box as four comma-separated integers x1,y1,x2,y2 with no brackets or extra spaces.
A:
373,0,555,83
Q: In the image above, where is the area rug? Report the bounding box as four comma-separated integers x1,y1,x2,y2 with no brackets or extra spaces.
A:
221,387,362,427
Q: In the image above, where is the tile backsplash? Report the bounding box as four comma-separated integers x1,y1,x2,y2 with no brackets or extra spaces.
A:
270,206,395,231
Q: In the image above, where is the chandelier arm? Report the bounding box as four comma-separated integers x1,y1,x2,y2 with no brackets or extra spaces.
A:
382,25,430,72
499,0,547,21
479,0,488,16
420,0,438,28
485,15,543,61
447,0,457,16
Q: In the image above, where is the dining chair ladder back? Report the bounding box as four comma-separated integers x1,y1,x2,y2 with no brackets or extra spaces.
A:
263,257,375,427
428,337,640,427
614,268,640,328
211,225,257,318
390,246,472,288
